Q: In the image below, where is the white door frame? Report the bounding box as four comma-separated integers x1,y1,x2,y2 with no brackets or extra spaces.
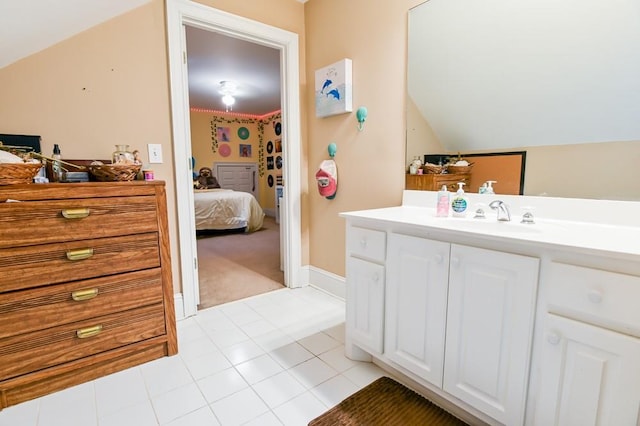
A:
166,0,303,318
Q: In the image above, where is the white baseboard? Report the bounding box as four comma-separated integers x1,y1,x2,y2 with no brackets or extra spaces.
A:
174,293,185,320
308,266,346,300
264,208,276,218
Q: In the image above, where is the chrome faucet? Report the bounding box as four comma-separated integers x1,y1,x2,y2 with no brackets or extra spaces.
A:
489,200,511,222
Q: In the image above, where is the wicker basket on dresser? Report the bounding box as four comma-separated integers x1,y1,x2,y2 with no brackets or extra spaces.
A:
0,181,177,410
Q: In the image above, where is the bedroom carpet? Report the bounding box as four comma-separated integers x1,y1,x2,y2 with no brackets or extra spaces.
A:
197,215,285,309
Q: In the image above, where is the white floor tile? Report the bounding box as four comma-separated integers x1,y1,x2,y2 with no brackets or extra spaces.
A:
38,382,96,426
238,318,278,338
297,331,342,355
177,335,219,362
0,398,38,426
288,357,338,389
205,327,250,349
221,339,265,365
164,406,220,426
310,374,359,408
209,388,269,425
252,371,306,408
318,345,360,373
184,349,232,381
268,341,314,369
253,329,295,352
197,368,248,403
140,355,193,397
95,367,148,418
98,400,157,426
151,383,207,425
272,392,327,426
235,354,284,384
342,362,387,387
242,411,283,426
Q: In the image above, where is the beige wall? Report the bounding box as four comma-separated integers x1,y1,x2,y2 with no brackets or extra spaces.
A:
304,0,424,276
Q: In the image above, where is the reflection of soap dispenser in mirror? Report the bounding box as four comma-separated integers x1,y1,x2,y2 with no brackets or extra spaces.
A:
451,182,469,217
436,185,450,217
485,180,496,195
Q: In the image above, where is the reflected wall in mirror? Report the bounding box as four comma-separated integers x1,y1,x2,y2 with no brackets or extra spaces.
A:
406,0,640,200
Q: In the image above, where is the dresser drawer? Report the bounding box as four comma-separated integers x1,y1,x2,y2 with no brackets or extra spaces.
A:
347,226,386,263
546,262,640,336
0,196,158,249
0,268,164,340
0,233,160,292
0,303,165,381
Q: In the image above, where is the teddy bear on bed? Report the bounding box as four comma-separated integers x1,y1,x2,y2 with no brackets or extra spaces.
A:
194,167,221,189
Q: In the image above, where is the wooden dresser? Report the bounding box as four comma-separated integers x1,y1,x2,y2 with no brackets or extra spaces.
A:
0,182,177,409
405,173,471,191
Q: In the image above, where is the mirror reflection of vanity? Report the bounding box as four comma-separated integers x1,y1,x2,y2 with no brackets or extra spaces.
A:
406,0,640,200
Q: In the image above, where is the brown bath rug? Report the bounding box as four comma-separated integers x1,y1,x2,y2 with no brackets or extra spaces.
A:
309,376,469,426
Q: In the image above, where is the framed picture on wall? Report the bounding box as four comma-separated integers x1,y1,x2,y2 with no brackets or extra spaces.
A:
217,126,231,142
239,144,252,157
267,156,274,170
315,58,353,117
274,139,282,153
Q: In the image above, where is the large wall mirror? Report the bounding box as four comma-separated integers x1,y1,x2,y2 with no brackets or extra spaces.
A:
407,0,640,200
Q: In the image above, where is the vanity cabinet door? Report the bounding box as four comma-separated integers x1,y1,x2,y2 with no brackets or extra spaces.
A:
532,313,640,426
444,245,539,426
385,233,450,387
346,256,385,355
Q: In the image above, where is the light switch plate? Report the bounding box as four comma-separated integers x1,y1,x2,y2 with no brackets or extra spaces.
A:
148,144,163,164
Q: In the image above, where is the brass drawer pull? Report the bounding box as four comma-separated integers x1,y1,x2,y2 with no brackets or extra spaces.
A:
76,325,103,339
61,208,90,219
66,248,94,261
71,288,99,301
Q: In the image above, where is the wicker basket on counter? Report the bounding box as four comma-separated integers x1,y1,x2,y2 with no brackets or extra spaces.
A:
0,162,43,185
87,164,141,182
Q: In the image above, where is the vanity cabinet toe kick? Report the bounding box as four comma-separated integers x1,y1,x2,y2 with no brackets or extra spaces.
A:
342,213,640,426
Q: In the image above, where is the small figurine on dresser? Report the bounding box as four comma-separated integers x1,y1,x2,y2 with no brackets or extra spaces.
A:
194,167,221,189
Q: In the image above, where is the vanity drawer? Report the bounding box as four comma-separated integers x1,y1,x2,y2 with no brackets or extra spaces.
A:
348,226,386,262
0,268,164,340
546,262,640,336
0,303,165,381
0,233,160,293
0,196,158,249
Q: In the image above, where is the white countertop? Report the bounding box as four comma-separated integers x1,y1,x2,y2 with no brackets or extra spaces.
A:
340,191,640,258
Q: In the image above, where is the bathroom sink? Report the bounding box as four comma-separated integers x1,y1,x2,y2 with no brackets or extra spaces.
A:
436,216,562,236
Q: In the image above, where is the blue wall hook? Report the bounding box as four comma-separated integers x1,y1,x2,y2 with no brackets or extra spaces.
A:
356,106,368,131
327,142,337,158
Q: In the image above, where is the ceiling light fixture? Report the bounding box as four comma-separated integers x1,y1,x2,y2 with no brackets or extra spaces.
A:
219,81,237,112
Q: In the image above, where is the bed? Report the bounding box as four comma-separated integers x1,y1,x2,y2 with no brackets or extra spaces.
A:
193,188,265,232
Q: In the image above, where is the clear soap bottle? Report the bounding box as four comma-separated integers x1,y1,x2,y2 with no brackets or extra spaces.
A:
436,185,450,217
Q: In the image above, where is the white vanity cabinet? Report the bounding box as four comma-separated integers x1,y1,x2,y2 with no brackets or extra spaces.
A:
385,233,450,386
349,226,539,425
529,262,640,426
345,225,386,357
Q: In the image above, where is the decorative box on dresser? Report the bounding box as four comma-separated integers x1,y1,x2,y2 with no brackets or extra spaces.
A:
405,173,470,191
0,181,177,410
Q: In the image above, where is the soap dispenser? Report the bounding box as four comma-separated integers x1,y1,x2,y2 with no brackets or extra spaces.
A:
451,182,469,217
436,185,450,217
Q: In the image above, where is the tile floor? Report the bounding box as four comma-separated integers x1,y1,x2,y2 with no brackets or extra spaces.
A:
0,287,387,426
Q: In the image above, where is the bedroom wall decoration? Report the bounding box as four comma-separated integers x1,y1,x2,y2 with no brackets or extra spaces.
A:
217,126,231,142
266,140,273,154
240,144,252,157
315,58,353,118
267,156,274,170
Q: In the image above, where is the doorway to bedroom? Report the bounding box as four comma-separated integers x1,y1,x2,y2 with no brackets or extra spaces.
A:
185,25,286,309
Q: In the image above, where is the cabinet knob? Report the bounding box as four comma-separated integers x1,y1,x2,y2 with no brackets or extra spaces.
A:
546,331,561,345
372,273,379,283
360,238,367,248
434,254,444,264
587,289,603,304
450,257,460,267
66,248,94,261
61,208,91,219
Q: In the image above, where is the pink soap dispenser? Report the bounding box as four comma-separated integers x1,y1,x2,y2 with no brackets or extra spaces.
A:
436,185,450,217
